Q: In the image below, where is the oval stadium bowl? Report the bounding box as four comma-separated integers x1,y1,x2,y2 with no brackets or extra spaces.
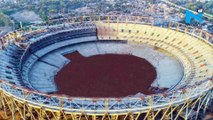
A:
0,16,212,120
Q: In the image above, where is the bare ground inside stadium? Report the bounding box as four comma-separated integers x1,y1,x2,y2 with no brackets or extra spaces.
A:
55,52,157,97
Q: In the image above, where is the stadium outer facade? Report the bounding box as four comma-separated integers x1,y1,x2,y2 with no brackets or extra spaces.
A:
0,16,212,120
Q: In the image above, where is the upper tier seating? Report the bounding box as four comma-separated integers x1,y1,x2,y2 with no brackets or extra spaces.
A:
97,22,212,90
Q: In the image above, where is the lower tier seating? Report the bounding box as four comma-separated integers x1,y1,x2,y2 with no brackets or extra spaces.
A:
0,44,25,86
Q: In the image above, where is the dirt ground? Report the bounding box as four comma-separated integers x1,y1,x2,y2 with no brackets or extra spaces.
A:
55,52,156,98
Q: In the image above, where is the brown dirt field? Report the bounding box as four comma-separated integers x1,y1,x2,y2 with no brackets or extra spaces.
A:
55,51,156,98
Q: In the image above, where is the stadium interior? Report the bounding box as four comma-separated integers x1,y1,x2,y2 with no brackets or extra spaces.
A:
0,16,212,120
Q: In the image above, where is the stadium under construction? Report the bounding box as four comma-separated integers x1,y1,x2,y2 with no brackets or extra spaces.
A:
0,16,212,120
